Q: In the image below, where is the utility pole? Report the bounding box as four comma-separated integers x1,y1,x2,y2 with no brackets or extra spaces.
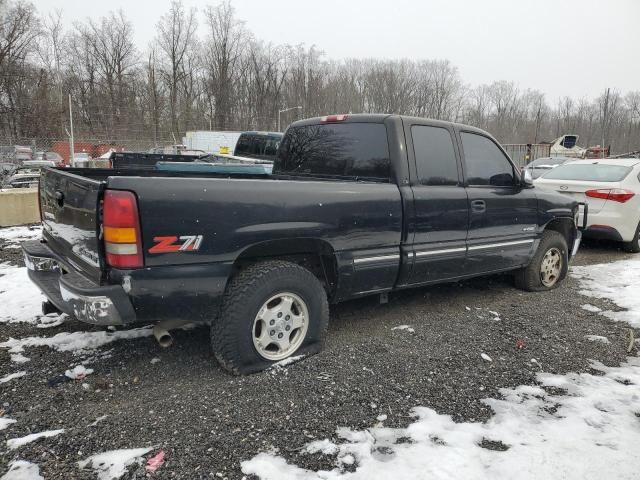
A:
68,94,75,167
602,88,609,159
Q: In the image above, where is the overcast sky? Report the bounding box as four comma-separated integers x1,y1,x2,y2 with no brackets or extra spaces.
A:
38,0,639,101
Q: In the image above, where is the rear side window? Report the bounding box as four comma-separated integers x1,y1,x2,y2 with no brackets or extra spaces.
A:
411,126,459,185
235,135,251,155
461,132,515,187
542,163,633,182
275,123,390,180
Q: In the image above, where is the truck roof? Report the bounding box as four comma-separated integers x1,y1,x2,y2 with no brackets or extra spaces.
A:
289,113,490,136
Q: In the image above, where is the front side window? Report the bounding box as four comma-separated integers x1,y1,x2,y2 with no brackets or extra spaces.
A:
461,132,515,187
411,125,459,186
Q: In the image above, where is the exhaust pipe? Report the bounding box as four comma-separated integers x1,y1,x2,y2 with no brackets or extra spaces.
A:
152,319,191,348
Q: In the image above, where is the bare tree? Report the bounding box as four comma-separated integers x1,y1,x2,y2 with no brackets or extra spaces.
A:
156,0,197,138
202,1,247,130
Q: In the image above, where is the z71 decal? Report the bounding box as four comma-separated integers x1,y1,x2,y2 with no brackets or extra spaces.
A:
149,235,203,254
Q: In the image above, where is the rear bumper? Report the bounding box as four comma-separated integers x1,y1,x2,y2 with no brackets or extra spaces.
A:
21,240,135,325
582,225,624,242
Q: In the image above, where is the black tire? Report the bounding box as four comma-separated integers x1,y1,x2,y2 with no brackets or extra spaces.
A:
623,221,640,253
514,231,569,292
211,260,329,375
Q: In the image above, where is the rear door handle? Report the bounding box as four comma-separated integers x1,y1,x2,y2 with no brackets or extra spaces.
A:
471,200,486,213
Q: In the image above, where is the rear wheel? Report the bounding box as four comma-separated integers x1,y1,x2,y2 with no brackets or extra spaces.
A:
514,231,568,292
623,221,640,253
211,260,329,375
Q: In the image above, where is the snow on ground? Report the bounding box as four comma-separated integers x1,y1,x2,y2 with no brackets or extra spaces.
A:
0,371,26,384
0,460,43,480
6,429,64,450
0,263,44,324
572,258,640,327
78,447,153,480
10,353,30,363
0,418,17,431
581,304,602,313
391,325,415,333
0,327,153,356
0,226,41,245
35,313,66,329
241,257,640,480
65,365,94,380
585,335,610,344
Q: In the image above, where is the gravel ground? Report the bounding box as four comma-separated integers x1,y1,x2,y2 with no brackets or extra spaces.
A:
0,236,637,479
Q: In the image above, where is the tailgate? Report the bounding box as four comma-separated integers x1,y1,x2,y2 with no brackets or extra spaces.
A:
40,168,104,282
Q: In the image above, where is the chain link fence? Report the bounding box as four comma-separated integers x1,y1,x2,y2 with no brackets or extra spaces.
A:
0,135,200,165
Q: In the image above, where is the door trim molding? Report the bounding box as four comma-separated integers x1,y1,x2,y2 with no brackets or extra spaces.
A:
353,254,400,265
467,239,534,251
415,247,467,257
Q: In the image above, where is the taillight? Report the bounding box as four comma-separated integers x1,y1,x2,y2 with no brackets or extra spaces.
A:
103,190,143,268
320,114,348,123
585,189,635,203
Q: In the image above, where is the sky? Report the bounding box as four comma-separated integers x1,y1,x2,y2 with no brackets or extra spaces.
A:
36,0,640,101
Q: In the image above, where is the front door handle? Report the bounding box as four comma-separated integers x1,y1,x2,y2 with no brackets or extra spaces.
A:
471,200,486,213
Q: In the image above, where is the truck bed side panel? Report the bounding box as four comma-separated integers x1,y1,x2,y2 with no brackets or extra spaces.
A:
106,176,403,267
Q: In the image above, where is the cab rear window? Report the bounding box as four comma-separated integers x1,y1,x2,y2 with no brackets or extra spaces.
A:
274,123,390,180
542,163,632,182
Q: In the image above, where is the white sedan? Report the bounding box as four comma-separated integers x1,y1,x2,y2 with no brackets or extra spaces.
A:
534,158,640,253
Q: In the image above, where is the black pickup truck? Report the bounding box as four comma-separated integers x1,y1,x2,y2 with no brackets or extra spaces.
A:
23,114,584,374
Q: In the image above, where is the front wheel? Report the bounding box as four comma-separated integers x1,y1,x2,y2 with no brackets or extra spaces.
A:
211,260,329,375
514,231,568,292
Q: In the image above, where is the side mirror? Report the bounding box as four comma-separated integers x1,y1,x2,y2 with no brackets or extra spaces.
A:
522,168,534,186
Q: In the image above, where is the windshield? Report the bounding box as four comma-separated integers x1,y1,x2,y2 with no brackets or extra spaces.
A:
541,163,632,182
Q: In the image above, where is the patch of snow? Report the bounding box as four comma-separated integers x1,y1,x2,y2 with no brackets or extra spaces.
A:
585,335,610,345
581,304,602,313
0,264,43,324
339,454,355,466
0,371,26,384
35,313,66,329
78,447,153,480
0,226,42,245
88,415,108,427
10,353,30,364
0,327,153,355
150,357,161,364
6,429,64,450
480,353,492,362
270,355,305,370
0,418,17,431
65,365,94,380
241,256,640,480
376,414,387,422
391,325,415,333
305,439,339,455
0,460,43,480
572,258,640,327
